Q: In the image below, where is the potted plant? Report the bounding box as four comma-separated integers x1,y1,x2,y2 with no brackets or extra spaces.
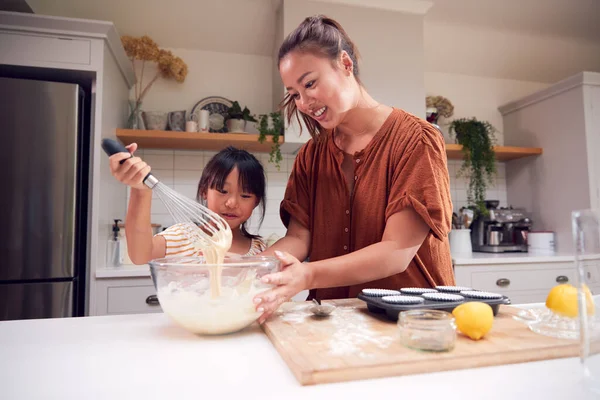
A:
257,111,284,171
448,117,497,214
226,101,257,132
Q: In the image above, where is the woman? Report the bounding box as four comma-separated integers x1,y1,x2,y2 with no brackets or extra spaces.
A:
255,15,455,323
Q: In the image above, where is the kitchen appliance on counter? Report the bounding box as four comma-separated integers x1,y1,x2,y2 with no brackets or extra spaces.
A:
471,200,532,253
0,76,90,320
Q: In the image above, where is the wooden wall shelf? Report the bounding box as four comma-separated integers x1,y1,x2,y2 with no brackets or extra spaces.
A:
115,129,281,153
445,144,542,161
116,129,542,161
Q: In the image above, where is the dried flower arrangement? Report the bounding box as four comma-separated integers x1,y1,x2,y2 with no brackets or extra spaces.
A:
426,95,454,125
121,35,188,127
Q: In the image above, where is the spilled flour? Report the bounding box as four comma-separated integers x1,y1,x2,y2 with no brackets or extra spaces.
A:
277,303,394,358
327,307,394,358
278,304,311,324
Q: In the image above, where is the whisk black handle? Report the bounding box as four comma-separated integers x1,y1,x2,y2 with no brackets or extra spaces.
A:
101,138,131,164
101,138,158,188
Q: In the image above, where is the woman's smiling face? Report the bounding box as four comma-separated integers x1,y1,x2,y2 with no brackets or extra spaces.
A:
279,50,357,130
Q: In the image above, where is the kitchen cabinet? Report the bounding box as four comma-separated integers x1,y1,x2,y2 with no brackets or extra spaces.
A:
94,276,162,316
499,71,600,253
0,32,92,66
454,256,600,304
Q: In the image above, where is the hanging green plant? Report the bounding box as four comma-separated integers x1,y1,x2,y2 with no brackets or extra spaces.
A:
448,117,497,214
257,111,284,171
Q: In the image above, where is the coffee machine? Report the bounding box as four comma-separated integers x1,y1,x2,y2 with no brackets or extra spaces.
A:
470,200,532,253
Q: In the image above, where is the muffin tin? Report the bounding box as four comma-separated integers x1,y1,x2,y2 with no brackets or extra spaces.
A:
358,286,511,322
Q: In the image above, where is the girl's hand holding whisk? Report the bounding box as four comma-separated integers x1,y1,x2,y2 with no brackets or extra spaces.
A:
108,142,152,191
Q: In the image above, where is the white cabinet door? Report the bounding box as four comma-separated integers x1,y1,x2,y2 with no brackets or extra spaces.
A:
0,32,91,66
95,277,162,316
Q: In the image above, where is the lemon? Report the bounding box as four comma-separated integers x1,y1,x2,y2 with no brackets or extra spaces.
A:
545,283,595,318
452,302,494,340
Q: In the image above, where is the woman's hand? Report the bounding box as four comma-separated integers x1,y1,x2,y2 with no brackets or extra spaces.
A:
254,250,313,324
108,142,151,191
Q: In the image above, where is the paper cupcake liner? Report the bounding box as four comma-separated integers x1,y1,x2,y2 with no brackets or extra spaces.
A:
422,292,465,302
381,295,425,305
400,287,438,295
435,285,473,293
460,290,504,300
361,288,401,297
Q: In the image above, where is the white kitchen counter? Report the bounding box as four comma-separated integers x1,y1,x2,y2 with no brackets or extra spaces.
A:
453,252,575,265
96,264,150,278
0,311,596,399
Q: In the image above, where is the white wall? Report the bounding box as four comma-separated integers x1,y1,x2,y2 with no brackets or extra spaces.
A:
134,48,274,118
424,20,600,84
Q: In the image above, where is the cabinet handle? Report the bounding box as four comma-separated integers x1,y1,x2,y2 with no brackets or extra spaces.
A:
146,295,160,306
556,275,569,284
496,278,510,287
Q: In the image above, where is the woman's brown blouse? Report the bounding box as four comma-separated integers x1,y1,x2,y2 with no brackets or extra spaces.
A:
280,108,456,300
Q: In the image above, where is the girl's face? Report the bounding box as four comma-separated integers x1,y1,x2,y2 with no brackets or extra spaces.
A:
279,50,357,130
203,167,258,231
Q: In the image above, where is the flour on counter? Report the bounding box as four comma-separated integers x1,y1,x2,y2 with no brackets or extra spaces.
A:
278,304,311,324
327,307,394,357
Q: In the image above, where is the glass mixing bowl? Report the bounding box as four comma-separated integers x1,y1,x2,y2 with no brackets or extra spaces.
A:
149,256,280,335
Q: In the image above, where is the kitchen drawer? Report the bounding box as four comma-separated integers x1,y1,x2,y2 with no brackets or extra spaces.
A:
107,284,162,315
94,277,162,316
0,32,91,65
471,267,577,293
583,261,600,285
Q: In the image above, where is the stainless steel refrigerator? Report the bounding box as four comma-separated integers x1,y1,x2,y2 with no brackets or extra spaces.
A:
0,76,88,320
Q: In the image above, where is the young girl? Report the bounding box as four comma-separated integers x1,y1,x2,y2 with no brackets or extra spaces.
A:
108,144,267,264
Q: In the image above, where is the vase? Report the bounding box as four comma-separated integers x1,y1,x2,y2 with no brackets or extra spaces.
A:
127,100,143,130
426,107,439,125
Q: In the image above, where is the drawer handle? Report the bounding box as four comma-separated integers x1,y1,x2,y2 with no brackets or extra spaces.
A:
556,275,569,284
146,295,160,306
496,278,510,287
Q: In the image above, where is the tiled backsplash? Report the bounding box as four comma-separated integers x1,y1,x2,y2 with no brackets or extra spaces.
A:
126,149,508,239
447,159,508,212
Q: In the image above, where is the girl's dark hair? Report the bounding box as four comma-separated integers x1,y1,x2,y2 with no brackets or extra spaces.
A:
278,14,362,140
196,146,266,240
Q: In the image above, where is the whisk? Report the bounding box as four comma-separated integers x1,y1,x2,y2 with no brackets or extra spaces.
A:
101,139,232,254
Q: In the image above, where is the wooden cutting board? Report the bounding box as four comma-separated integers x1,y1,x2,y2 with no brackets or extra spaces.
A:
261,299,579,386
